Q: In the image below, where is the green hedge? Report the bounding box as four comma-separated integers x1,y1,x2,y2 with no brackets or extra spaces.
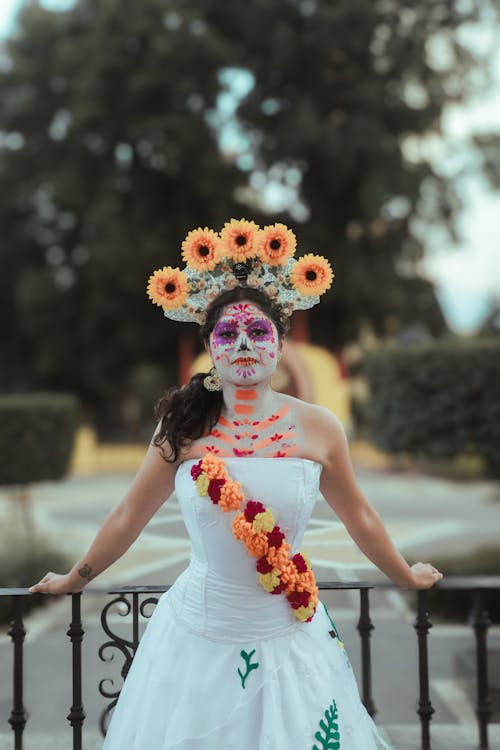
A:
0,393,79,485
366,339,500,474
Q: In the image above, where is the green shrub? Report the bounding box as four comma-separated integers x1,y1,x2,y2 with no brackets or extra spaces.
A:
0,393,79,485
366,339,500,475
0,538,70,624
411,547,500,623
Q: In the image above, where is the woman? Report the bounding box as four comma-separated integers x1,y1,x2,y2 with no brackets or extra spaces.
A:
31,219,442,749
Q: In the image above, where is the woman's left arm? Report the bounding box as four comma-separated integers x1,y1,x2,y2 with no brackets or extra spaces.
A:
313,408,442,590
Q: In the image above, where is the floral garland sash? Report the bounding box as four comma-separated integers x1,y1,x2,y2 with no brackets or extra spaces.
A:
191,454,319,622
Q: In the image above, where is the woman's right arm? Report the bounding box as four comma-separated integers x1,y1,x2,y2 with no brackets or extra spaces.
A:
302,404,443,590
30,440,177,595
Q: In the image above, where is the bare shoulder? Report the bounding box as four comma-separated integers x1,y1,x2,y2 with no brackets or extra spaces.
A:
280,394,347,463
282,394,343,432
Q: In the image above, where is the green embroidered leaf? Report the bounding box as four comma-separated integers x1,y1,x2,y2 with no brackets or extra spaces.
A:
237,648,259,688
312,699,340,749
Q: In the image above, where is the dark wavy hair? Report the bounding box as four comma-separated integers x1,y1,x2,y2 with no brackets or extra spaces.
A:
153,287,290,462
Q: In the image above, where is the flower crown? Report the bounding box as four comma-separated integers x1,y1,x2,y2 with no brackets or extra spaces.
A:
147,218,334,324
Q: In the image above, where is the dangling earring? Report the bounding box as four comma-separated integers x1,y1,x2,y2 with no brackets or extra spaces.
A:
203,367,222,392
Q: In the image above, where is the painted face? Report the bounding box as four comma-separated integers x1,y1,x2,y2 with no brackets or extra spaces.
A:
209,302,280,384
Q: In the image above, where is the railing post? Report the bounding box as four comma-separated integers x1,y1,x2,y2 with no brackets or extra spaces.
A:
67,593,85,750
414,590,434,750
357,587,376,717
472,589,492,750
131,592,140,677
8,596,27,750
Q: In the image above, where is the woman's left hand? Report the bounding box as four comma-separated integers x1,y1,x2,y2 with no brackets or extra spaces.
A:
408,562,443,589
29,571,85,595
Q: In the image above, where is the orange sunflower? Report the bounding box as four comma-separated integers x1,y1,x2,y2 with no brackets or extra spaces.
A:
181,227,221,271
147,266,189,310
290,254,334,297
220,218,260,262
257,223,296,266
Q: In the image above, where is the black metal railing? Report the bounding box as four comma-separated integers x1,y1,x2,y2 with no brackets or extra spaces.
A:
98,586,161,734
1,577,499,750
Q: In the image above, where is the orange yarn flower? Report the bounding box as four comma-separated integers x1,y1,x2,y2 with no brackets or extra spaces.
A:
290,254,334,297
246,531,270,558
257,223,296,266
232,515,269,557
266,542,291,569
280,561,300,591
181,227,221,271
232,514,252,542
201,454,227,480
219,480,244,512
220,218,260,262
146,267,189,310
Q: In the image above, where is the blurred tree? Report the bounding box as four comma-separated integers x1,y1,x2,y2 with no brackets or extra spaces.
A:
0,0,498,421
478,299,500,337
203,0,498,344
0,0,240,415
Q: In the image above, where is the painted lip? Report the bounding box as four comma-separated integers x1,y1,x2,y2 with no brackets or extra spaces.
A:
232,357,258,366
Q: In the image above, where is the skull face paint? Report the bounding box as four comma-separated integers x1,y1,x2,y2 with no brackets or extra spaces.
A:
209,303,279,385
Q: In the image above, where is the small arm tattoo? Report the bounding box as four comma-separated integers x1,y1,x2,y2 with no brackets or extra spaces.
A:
78,564,93,580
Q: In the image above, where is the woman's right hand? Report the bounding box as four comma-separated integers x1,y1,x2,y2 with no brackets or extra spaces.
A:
409,562,443,589
29,572,85,595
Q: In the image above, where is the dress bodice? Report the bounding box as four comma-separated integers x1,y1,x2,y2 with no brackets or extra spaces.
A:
169,458,322,641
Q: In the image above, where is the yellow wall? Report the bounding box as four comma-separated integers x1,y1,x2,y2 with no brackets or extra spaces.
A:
71,425,147,475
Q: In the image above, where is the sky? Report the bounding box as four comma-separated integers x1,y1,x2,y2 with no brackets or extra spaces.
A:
1,0,499,334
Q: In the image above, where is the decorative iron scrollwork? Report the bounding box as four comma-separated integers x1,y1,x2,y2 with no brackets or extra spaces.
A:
98,591,160,736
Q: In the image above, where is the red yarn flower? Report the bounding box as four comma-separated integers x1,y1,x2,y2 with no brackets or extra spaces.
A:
244,500,266,522
256,556,273,574
287,590,311,609
270,581,287,595
267,526,285,548
292,553,308,573
190,461,203,480
208,478,226,504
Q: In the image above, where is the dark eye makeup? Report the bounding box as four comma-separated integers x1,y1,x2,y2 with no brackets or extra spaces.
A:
212,318,274,345
248,319,274,339
213,323,238,344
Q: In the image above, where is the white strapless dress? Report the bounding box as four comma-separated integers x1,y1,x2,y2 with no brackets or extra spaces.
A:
102,458,392,749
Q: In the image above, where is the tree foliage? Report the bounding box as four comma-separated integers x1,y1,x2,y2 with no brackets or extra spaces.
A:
1,0,498,416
